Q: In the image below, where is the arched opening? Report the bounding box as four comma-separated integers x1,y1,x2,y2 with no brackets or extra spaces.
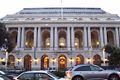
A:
93,54,101,66
25,30,34,48
41,55,49,70
58,30,66,48
8,55,15,69
42,30,50,48
107,31,114,45
76,54,84,65
75,30,83,48
91,30,100,48
58,55,67,70
11,31,17,48
24,55,32,71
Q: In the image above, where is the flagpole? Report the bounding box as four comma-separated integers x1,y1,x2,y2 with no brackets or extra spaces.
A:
61,0,63,19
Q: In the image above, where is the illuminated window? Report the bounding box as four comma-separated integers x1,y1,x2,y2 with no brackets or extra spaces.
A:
59,37,66,48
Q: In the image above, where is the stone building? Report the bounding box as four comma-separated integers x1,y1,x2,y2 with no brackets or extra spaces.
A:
0,7,120,70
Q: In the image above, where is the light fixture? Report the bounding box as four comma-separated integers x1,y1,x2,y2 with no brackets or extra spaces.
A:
75,43,78,46
47,42,50,46
60,42,65,46
25,42,28,45
87,58,91,63
51,58,56,62
69,58,74,62
96,41,99,45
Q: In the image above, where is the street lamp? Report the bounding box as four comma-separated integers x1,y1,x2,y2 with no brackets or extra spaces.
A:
69,58,74,67
87,58,91,64
4,48,8,70
51,58,56,69
4,38,8,70
102,48,106,66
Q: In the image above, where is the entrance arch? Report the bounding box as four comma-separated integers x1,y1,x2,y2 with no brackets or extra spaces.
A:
8,55,15,68
24,55,32,70
58,55,67,70
76,54,84,65
93,54,101,66
41,55,49,70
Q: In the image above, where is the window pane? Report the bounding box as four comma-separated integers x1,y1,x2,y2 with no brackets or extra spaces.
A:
18,73,34,80
74,66,91,71
35,73,54,80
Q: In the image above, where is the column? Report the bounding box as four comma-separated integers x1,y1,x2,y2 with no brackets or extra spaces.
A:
34,27,37,47
104,27,107,45
115,27,119,47
119,27,120,47
6,27,9,31
84,27,87,49
54,27,58,50
17,27,21,48
100,27,104,47
21,27,25,49
88,27,91,47
67,27,70,50
71,27,75,50
50,27,53,50
38,27,41,49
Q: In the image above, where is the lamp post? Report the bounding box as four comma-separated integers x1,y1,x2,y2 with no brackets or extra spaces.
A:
4,38,8,70
69,58,74,67
5,49,8,70
102,48,106,66
52,58,56,69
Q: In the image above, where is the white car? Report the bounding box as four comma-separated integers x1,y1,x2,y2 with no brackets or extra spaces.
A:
0,71,5,75
14,70,65,80
66,64,120,80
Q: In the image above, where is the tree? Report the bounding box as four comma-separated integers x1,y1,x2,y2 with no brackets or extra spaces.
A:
104,43,116,54
104,44,120,66
0,22,14,53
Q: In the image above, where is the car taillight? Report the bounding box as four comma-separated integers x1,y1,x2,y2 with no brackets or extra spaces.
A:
66,71,72,77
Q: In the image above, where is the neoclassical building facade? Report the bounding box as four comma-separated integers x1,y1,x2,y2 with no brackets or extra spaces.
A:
0,7,120,70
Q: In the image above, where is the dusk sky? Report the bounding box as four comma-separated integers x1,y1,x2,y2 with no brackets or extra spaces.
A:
0,0,120,18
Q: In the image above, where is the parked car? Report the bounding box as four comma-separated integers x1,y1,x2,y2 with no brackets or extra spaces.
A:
0,71,5,75
14,70,65,80
66,64,120,80
0,74,11,80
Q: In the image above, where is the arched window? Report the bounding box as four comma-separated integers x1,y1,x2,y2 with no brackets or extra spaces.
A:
11,31,18,48
42,30,50,48
107,31,114,45
41,55,49,70
58,55,67,70
25,30,34,48
58,30,66,48
75,30,83,48
91,30,99,48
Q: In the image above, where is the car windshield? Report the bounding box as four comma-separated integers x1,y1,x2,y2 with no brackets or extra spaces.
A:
48,72,60,79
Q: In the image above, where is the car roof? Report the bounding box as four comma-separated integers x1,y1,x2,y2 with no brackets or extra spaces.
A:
75,64,93,67
24,70,48,73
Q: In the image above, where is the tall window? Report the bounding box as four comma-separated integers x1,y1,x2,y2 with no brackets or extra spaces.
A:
25,30,34,48
42,30,50,48
75,30,83,48
107,31,114,45
58,30,66,48
91,30,99,48
11,31,18,48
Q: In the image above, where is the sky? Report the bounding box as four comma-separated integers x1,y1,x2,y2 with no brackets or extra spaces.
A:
0,0,120,18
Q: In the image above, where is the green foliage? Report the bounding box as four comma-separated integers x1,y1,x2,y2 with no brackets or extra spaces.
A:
104,44,120,66
104,43,116,54
0,22,14,53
